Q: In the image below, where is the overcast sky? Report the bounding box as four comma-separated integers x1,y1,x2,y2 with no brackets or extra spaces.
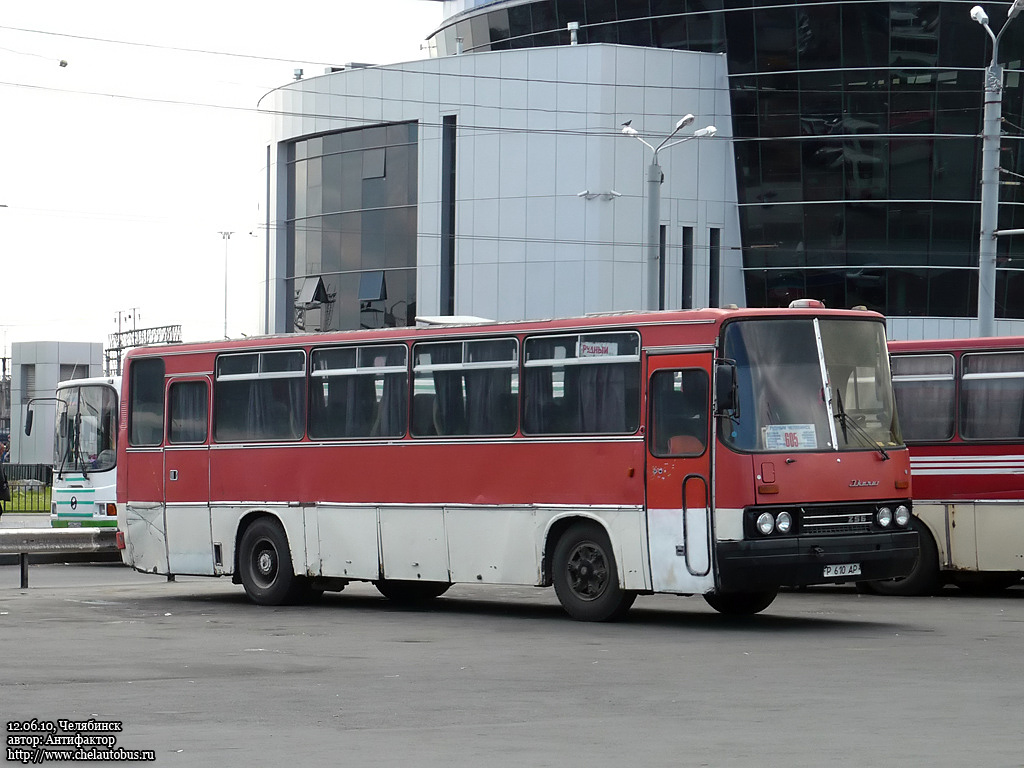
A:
0,0,443,356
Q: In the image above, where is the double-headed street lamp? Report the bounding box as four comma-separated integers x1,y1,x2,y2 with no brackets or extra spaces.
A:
622,115,717,311
972,1,1024,337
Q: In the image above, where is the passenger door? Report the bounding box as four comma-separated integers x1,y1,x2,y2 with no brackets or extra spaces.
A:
163,377,214,575
645,353,715,594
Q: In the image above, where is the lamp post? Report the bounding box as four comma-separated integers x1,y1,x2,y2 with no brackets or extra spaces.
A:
972,1,1024,337
622,116,717,311
218,228,232,335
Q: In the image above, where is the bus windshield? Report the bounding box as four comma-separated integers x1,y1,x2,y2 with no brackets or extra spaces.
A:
56,385,118,475
721,318,901,453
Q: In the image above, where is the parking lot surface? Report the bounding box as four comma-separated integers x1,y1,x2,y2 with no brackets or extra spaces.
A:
2,563,1022,767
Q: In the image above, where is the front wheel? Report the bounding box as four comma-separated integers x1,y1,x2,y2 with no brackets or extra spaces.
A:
703,590,777,616
238,517,303,606
552,521,636,621
857,516,941,596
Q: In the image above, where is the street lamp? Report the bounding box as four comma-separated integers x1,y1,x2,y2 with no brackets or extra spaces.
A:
218,228,232,335
972,1,1024,337
622,116,717,311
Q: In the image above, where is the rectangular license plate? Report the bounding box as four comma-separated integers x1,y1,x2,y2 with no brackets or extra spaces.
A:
823,563,861,578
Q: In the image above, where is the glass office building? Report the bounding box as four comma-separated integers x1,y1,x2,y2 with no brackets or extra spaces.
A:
425,0,1024,320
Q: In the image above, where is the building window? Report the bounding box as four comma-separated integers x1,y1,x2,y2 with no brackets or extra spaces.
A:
287,122,418,331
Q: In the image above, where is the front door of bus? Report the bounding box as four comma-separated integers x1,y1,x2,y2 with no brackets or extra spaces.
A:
163,377,214,575
646,353,715,594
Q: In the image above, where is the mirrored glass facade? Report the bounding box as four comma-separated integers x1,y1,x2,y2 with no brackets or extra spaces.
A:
427,1,1024,318
286,122,419,331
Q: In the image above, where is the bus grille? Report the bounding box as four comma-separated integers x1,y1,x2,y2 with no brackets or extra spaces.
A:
800,507,875,535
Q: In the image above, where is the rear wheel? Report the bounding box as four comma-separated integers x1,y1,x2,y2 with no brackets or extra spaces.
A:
857,516,941,596
703,590,777,616
552,521,636,621
375,579,451,604
238,517,304,606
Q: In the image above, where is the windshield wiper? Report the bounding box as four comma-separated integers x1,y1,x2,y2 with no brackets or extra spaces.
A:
73,413,90,480
833,389,889,461
56,403,71,481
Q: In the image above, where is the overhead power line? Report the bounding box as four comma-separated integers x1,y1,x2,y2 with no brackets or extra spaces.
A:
0,24,345,68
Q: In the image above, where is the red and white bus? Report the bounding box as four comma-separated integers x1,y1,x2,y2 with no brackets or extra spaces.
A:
116,306,918,620
863,336,1024,596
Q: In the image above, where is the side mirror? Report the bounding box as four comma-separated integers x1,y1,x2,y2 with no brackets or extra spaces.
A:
24,409,34,436
715,360,738,416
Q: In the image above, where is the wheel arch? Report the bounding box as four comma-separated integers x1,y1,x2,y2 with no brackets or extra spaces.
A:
911,504,950,569
541,513,618,587
231,509,304,584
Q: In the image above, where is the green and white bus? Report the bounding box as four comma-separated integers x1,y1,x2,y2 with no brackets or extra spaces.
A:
48,376,120,528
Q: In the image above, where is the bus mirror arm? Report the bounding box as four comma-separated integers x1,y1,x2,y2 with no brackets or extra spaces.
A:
714,359,739,418
22,397,62,436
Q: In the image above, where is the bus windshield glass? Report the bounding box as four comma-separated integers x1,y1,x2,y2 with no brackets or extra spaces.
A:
56,385,118,474
721,318,901,453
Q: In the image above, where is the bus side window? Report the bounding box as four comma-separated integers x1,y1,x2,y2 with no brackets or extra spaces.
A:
650,369,708,457
168,381,209,444
891,354,955,442
961,351,1024,441
128,358,166,447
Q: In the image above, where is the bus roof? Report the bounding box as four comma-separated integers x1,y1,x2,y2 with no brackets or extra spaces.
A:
123,306,886,360
889,336,1024,354
56,375,121,390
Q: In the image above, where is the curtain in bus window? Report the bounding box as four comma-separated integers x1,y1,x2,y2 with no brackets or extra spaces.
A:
240,380,304,441
374,345,408,437
465,368,514,435
340,376,374,437
310,376,375,438
463,339,516,435
891,355,954,441
961,352,1024,440
523,336,568,434
430,343,467,436
523,366,554,433
578,363,628,432
375,371,407,437
169,382,208,444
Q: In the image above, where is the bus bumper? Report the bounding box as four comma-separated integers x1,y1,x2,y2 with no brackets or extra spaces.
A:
715,531,919,591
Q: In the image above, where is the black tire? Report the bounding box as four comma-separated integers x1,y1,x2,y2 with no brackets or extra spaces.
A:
857,516,941,596
703,589,777,615
949,572,1022,595
238,517,302,606
552,521,636,622
375,579,451,604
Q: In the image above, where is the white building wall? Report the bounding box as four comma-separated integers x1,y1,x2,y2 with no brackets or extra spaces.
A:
259,43,740,332
9,341,103,464
886,317,1024,341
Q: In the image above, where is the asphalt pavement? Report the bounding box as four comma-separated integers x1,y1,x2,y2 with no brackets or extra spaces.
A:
2,561,1022,767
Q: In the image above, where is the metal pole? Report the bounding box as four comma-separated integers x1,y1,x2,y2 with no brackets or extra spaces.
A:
973,1,1024,336
646,161,663,311
978,55,1001,338
220,231,233,338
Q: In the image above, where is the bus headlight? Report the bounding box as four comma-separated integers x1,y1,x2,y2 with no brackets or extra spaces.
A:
756,512,775,535
894,505,911,527
776,511,793,534
876,506,893,527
